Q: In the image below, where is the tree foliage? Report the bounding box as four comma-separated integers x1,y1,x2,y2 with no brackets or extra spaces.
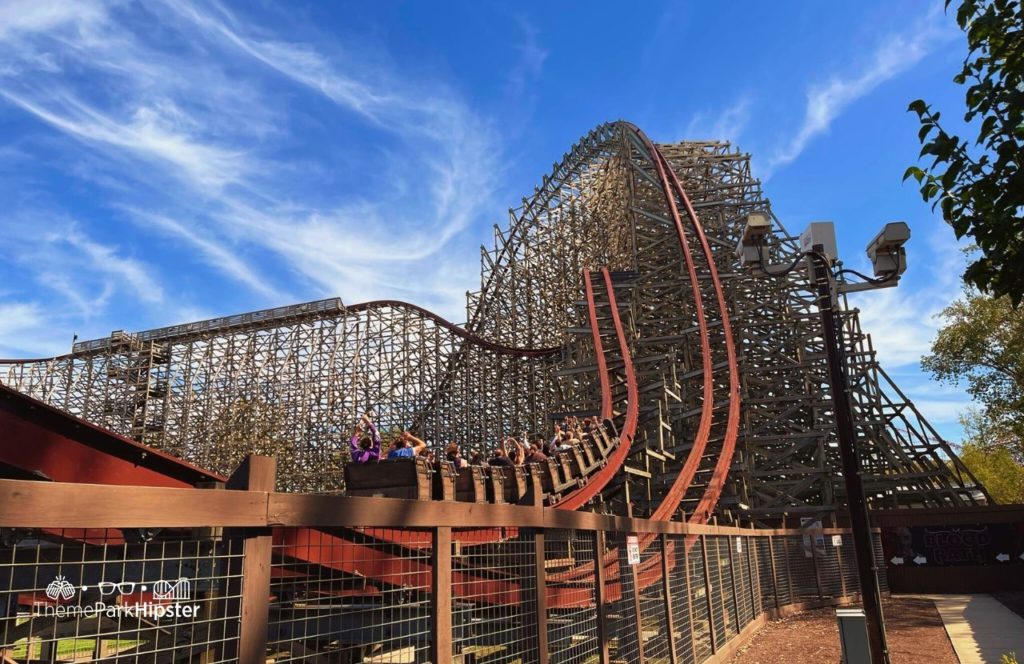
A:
905,0,1024,305
958,440,1024,503
923,292,1024,461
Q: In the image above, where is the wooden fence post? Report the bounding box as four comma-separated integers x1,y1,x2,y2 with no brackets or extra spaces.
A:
224,455,275,664
631,544,646,664
535,529,550,664
836,536,848,597
700,535,717,655
726,536,742,631
431,526,453,664
593,530,611,664
767,535,781,611
661,533,679,664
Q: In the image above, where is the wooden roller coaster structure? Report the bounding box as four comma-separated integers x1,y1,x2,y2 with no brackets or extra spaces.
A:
0,121,991,661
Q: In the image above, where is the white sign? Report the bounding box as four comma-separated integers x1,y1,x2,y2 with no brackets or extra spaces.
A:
831,535,842,547
626,535,640,565
735,537,743,553
996,553,1010,563
913,555,927,565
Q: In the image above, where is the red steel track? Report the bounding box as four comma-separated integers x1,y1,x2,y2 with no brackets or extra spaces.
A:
553,268,638,511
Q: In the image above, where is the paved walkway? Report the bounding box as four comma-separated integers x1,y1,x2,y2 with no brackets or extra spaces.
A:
927,594,1024,663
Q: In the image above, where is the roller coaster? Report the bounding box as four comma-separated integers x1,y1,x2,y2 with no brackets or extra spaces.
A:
0,121,990,661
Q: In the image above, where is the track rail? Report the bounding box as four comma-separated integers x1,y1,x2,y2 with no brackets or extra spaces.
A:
554,268,637,510
627,127,718,524
0,298,562,366
657,146,741,525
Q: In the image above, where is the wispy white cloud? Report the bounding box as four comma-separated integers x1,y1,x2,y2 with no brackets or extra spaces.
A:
0,0,105,42
0,0,505,343
504,16,547,102
0,302,43,343
0,90,254,192
763,7,957,178
682,97,751,142
55,230,165,304
122,208,287,301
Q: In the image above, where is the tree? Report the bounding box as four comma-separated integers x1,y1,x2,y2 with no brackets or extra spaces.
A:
923,292,1024,461
905,0,1024,305
958,440,1024,503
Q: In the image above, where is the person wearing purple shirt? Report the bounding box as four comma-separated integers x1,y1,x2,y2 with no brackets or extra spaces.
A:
350,414,381,464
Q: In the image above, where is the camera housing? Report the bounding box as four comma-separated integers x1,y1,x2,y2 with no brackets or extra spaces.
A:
735,212,773,266
866,222,910,277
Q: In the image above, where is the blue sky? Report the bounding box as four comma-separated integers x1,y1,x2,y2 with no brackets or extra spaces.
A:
0,1,977,440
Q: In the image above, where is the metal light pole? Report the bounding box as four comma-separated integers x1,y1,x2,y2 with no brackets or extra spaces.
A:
809,245,890,664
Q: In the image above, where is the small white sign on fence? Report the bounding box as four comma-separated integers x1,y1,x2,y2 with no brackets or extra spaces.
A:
626,535,640,565
832,534,843,547
735,537,743,553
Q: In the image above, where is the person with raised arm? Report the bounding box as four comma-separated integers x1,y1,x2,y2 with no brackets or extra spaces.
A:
387,430,427,460
350,413,381,464
503,436,525,465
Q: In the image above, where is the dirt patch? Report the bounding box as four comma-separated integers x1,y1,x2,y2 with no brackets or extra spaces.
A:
728,597,958,664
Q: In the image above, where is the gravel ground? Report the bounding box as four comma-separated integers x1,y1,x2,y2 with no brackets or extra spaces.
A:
728,597,958,664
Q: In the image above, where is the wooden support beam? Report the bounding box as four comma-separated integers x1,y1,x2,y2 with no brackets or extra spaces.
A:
431,526,453,664
223,455,275,664
661,533,679,664
535,529,550,664
593,530,611,664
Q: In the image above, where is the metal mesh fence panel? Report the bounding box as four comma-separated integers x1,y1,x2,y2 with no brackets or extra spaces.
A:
815,536,843,599
744,538,762,622
839,537,860,595
785,534,819,601
731,536,754,629
771,536,794,608
544,529,598,664
873,534,889,593
604,532,642,664
453,527,539,664
636,536,670,663
267,526,432,663
717,536,740,640
755,537,777,611
667,535,697,664
688,536,713,661
0,528,242,662
704,537,727,648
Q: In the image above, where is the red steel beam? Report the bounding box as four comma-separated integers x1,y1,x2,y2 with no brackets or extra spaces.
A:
0,384,222,488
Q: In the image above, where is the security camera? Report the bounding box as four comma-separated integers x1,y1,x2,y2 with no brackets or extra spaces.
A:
736,212,773,266
866,222,910,277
